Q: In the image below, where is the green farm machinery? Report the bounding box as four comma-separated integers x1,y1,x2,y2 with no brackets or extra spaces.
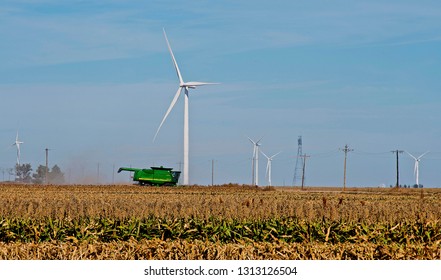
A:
118,166,181,186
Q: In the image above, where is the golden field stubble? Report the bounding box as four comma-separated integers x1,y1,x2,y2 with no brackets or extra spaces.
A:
0,184,440,259
1,184,440,221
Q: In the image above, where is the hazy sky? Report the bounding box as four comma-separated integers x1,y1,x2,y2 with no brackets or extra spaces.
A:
1,1,441,186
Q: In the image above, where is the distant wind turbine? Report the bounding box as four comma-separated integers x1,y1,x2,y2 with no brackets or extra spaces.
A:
153,29,219,185
12,131,23,165
261,150,281,187
405,151,429,186
248,137,262,186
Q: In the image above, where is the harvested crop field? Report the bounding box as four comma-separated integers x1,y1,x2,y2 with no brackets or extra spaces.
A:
0,183,440,260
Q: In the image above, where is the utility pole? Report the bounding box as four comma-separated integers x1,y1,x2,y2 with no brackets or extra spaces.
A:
45,148,49,184
341,144,353,191
97,163,100,185
391,150,404,188
112,164,115,185
81,166,85,182
301,154,310,190
211,159,214,186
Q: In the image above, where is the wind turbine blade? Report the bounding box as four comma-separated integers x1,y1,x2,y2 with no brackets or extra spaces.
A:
256,137,263,145
414,161,418,176
418,151,430,160
247,137,256,145
183,82,220,87
260,150,269,159
405,151,417,161
271,151,282,159
163,28,184,85
153,87,183,141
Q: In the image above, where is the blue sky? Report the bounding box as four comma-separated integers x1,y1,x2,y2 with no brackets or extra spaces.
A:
1,0,441,186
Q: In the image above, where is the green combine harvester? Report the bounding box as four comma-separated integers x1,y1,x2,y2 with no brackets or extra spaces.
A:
117,166,181,186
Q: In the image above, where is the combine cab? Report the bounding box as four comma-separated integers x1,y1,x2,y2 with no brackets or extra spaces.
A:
118,166,181,186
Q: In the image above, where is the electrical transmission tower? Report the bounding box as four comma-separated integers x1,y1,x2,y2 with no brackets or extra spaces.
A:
292,136,303,186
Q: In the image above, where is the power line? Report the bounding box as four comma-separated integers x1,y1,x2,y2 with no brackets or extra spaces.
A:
353,150,391,156
309,150,340,158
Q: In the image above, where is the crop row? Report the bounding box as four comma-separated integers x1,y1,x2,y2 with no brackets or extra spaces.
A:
1,185,440,223
1,216,440,245
1,239,440,260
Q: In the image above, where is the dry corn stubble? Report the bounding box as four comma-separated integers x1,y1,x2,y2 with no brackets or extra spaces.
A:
0,240,440,260
0,184,440,259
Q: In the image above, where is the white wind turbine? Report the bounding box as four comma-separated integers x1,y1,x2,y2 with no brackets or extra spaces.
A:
261,150,281,187
12,131,24,165
248,137,262,186
153,29,218,185
405,151,429,186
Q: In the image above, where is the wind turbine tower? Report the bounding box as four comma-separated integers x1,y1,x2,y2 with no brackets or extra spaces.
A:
248,137,262,186
261,150,281,187
292,136,303,186
405,151,429,187
12,131,24,165
154,29,218,185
